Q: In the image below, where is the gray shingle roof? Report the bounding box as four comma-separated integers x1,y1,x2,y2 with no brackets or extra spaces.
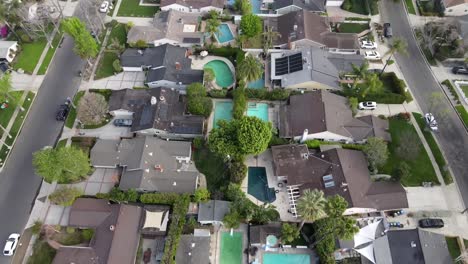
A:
418,229,452,264
273,0,325,12
176,235,211,264
161,0,225,9
249,223,282,245
198,200,230,222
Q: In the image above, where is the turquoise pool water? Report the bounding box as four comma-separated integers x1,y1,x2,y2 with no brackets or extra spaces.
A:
215,24,234,43
246,102,268,122
263,253,311,264
248,167,276,203
204,60,234,88
213,101,233,128
248,76,265,89
251,0,262,14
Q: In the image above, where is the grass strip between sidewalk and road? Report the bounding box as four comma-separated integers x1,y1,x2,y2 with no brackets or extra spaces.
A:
413,112,453,184
65,91,86,129
404,0,417,14
0,91,24,127
37,32,64,75
446,236,461,260
455,105,468,127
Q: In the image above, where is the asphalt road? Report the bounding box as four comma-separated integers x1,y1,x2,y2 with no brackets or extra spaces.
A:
380,1,468,205
0,35,84,263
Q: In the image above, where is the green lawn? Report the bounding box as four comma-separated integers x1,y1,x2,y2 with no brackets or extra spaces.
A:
413,113,452,184
65,91,86,128
13,39,48,74
117,0,160,17
220,232,243,264
27,241,56,264
0,91,24,127
193,144,229,194
95,52,119,80
380,117,439,186
37,32,63,75
446,237,461,259
108,23,128,46
460,85,468,98
455,105,468,127
405,0,417,14
342,0,379,15
338,23,370,33
56,138,68,148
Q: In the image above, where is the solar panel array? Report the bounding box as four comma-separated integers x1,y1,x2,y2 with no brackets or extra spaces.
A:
275,53,304,76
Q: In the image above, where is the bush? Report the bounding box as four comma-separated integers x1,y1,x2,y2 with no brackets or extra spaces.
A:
112,59,122,72
31,220,43,235
240,14,262,38
204,68,215,83
442,80,460,103
49,186,83,207
129,39,148,48
232,88,247,119
66,227,76,234
208,89,228,98
188,97,213,118
398,112,411,121
305,139,321,149
81,229,94,241
245,88,290,101
201,46,245,66
193,188,210,202
393,161,411,182
342,0,352,10
229,159,247,183
96,187,140,202
381,72,407,95
193,137,204,149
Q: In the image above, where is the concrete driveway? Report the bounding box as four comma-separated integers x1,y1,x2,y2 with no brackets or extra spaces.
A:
79,118,133,139
91,72,146,90
355,102,419,117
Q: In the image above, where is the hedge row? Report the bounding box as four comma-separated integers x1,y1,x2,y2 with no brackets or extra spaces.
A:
442,79,461,104
304,139,364,150
200,46,245,67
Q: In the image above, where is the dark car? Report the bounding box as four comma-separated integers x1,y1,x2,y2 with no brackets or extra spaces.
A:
452,66,468,75
418,218,444,228
56,102,70,121
384,23,392,38
113,119,132,127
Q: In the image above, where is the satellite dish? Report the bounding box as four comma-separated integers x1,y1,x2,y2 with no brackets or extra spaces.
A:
150,96,157,105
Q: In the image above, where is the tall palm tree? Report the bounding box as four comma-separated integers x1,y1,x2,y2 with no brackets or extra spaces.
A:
350,61,369,89
296,189,327,229
262,26,281,56
205,17,221,41
237,54,263,83
361,73,383,97
381,37,408,75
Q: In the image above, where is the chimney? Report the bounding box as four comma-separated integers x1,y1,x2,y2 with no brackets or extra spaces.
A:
155,165,164,172
300,129,308,143
175,62,181,70
411,241,417,248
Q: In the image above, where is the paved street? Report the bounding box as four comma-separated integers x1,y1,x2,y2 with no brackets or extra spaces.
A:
380,1,468,206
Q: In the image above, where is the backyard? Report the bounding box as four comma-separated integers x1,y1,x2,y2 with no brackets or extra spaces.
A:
193,143,229,195
117,0,160,17
12,39,47,74
379,116,439,186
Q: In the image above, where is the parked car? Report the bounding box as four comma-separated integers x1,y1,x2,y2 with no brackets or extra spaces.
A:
361,40,377,49
451,66,468,75
384,23,392,38
99,1,110,13
113,119,132,127
424,113,438,131
418,218,444,228
365,51,381,60
56,100,71,121
358,101,377,110
3,233,20,256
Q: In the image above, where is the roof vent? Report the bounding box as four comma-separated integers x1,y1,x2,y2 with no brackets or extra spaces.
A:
188,252,192,256
175,62,181,70
173,181,177,186
341,182,348,187
149,152,153,156
178,18,183,23
177,169,181,172
321,154,325,159
151,96,157,105
109,225,115,231
159,96,165,101
191,243,196,248
155,165,164,172
170,122,174,127
411,241,417,248
293,24,298,31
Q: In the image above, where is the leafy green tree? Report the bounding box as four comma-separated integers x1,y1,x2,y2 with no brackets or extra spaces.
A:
335,216,359,240
193,188,210,203
296,189,327,229
187,82,207,97
234,0,252,14
393,161,411,182
381,38,408,74
229,159,247,183
204,68,215,83
232,87,247,119
33,147,91,183
362,73,383,96
31,220,43,235
251,204,279,224
240,14,262,38
61,17,98,60
186,83,212,118
112,59,122,72
48,186,84,206
324,195,348,218
349,97,358,115
281,223,300,244
363,137,389,173
225,183,245,201
223,210,242,229
262,26,281,56
126,189,139,202
237,54,263,83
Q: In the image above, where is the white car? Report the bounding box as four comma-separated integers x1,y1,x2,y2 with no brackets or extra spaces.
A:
361,40,377,49
3,233,20,256
365,51,381,60
358,101,377,110
424,113,438,131
99,1,110,13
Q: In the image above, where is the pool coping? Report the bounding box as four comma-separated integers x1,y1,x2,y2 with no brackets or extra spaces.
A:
190,55,236,89
215,23,236,45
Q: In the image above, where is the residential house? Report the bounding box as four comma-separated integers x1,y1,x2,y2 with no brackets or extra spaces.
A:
279,90,390,143
198,200,231,225
120,44,203,89
160,0,224,13
441,0,468,16
176,231,211,264
272,0,326,14
263,10,360,53
108,87,205,138
249,223,282,247
270,47,364,90
271,144,408,217
127,10,204,47
0,41,18,63
90,136,200,193
52,198,143,264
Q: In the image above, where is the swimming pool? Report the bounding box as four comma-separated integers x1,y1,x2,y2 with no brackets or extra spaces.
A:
248,76,265,89
263,253,311,264
221,232,243,264
251,0,262,14
248,167,276,203
213,101,233,128
204,60,234,88
215,24,235,44
246,102,269,122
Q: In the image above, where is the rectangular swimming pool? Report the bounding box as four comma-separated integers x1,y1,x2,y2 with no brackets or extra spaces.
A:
213,101,233,128
215,24,234,44
263,253,311,264
248,76,265,89
246,102,268,122
248,167,276,203
221,231,243,264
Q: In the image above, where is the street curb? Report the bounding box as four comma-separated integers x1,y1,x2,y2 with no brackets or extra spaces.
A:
0,91,37,170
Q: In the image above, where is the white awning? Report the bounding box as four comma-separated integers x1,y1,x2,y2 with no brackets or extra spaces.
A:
354,220,382,248
143,210,164,229
355,243,375,264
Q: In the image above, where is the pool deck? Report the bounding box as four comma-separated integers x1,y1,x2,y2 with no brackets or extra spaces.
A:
190,55,236,89
252,248,317,264
207,98,233,134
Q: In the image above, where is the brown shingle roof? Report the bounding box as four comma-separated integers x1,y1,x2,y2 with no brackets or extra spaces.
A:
443,0,468,8
271,145,408,210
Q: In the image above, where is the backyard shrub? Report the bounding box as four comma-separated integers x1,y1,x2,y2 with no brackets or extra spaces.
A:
305,139,321,149
193,137,204,149
240,14,262,38
269,134,289,147
245,88,290,101
193,188,210,202
48,186,84,206
232,88,247,119
186,83,213,118
66,227,76,234
229,159,247,183
208,89,228,98
442,80,460,103
81,229,94,241
398,112,411,121
112,59,122,72
96,187,140,202
201,46,245,66
31,220,43,235
129,39,148,48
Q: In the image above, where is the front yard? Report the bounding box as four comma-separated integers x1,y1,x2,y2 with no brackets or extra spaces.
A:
337,23,370,34
455,105,468,127
117,0,160,17
0,91,24,127
379,116,439,186
12,39,47,74
446,236,461,259
460,85,468,98
341,0,379,15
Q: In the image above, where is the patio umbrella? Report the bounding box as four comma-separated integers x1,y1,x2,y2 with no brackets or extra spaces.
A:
200,50,208,57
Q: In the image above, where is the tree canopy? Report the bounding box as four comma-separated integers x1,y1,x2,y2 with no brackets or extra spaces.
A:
61,17,98,59
363,137,389,172
77,92,109,125
186,83,212,118
240,14,262,38
237,54,263,83
208,116,272,159
281,223,300,244
33,146,91,183
296,189,327,228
